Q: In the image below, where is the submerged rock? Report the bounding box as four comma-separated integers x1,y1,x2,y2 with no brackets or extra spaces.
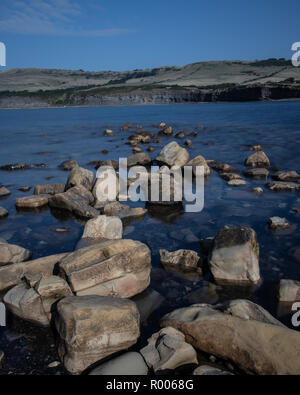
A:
160,249,201,272
207,161,233,173
220,173,242,181
82,215,123,240
272,171,300,182
209,226,260,284
278,279,300,302
0,240,31,267
18,186,31,192
89,352,148,376
245,151,270,168
59,239,151,298
268,217,290,230
65,166,94,191
140,327,198,372
0,207,8,218
15,194,50,209
156,142,189,168
55,295,140,374
34,184,65,195
160,300,300,375
4,276,72,326
187,155,210,177
0,187,11,197
244,168,269,179
0,163,29,171
267,181,300,192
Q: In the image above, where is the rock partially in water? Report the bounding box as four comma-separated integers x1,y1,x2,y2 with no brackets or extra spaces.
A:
49,186,97,219
193,365,233,375
159,126,173,136
3,276,72,326
160,249,201,272
250,145,263,151
104,129,114,136
82,215,123,240
251,187,264,195
0,240,31,267
0,186,11,197
89,352,148,376
244,168,269,179
207,160,233,173
184,139,193,148
0,252,68,292
175,132,185,139
55,295,140,375
15,194,50,209
268,217,290,230
0,163,29,171
127,152,152,167
209,226,260,284
59,239,151,298
140,327,198,372
220,173,242,181
272,171,300,182
65,166,94,191
18,186,31,192
160,300,300,375
187,155,210,177
34,184,65,195
156,141,189,168
278,279,300,302
104,201,147,220
0,207,8,218
245,151,270,168
267,181,300,192
227,179,247,187
59,160,78,171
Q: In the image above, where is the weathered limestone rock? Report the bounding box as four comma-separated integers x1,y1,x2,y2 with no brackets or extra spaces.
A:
34,184,65,195
193,365,233,375
89,352,148,376
159,249,201,272
59,160,78,171
156,142,189,168
65,166,94,191
104,201,147,220
267,181,300,192
0,252,68,292
207,161,233,173
49,186,98,219
228,179,247,187
140,327,198,372
160,301,300,375
127,153,152,167
187,155,210,177
0,207,8,218
0,240,31,267
272,171,300,182
209,227,260,284
268,217,290,230
0,187,11,197
245,168,269,179
59,239,151,298
55,296,140,374
278,279,300,302
245,151,270,168
159,126,173,136
4,276,72,326
82,215,123,240
15,195,50,208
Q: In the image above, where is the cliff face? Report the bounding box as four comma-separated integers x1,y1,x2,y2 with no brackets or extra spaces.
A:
0,84,300,109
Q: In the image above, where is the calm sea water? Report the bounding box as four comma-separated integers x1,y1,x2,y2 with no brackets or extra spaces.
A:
0,101,300,374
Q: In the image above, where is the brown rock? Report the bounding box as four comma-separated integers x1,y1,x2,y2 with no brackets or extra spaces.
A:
160,249,201,272
187,156,210,177
65,166,94,191
15,195,50,208
34,184,65,195
245,151,270,168
156,142,189,168
0,240,31,267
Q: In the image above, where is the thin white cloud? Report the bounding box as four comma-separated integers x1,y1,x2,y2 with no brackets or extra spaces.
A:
0,0,135,37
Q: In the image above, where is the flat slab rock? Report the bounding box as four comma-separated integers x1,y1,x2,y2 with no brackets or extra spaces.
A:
15,194,50,208
272,171,300,182
227,179,247,187
244,168,269,179
34,184,65,195
55,295,140,374
103,201,147,220
268,217,290,230
0,240,31,267
267,181,300,192
59,239,151,298
193,365,233,375
89,352,148,376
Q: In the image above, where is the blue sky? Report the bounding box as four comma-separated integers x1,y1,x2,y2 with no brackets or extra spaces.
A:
0,0,299,71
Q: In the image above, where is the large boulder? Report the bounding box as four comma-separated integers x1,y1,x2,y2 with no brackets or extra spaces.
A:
3,276,72,326
89,352,148,376
0,253,68,292
187,156,210,177
55,296,140,374
245,151,270,168
82,215,123,240
156,142,189,168
209,227,260,284
59,239,151,298
160,301,300,375
49,186,98,219
65,166,94,191
0,240,31,267
140,327,198,372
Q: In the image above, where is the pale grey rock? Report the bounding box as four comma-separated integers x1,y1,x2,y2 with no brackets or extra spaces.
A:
156,142,189,168
89,352,148,376
82,215,123,240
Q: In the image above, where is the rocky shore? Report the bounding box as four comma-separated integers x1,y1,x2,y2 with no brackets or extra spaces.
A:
0,120,300,376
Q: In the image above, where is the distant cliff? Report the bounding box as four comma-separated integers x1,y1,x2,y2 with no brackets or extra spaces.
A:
0,83,300,109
